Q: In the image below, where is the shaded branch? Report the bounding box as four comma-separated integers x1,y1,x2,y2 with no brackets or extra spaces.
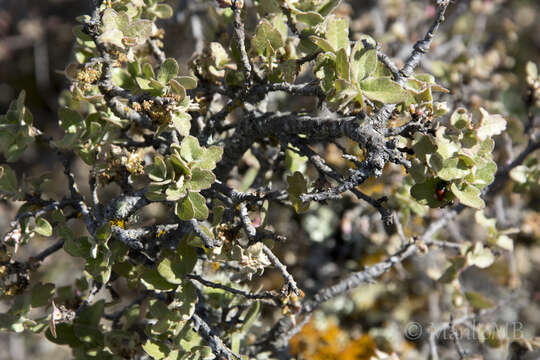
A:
192,313,241,360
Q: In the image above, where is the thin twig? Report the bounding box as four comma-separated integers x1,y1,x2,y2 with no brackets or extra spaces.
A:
262,245,301,297
188,274,280,305
232,5,253,86
29,240,65,263
375,2,450,127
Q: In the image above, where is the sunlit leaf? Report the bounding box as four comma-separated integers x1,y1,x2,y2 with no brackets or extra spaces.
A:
450,183,485,209
359,77,409,104
325,16,349,55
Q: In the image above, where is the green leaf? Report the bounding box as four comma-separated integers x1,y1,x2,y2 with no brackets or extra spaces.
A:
287,171,310,213
124,19,152,46
101,8,120,30
169,79,186,100
438,256,467,283
135,76,153,91
30,283,55,307
157,244,197,284
34,217,53,237
310,36,335,53
176,196,194,221
359,77,409,104
325,16,349,55
467,243,495,268
85,250,112,284
127,60,141,77
474,160,497,188
188,192,209,220
175,76,198,90
154,4,174,19
188,167,215,191
296,11,324,26
74,300,105,345
0,165,18,194
157,58,179,84
169,154,191,177
143,339,169,359
171,111,191,137
410,177,447,207
450,108,470,129
174,280,198,321
149,298,177,322
350,42,377,83
88,121,103,142
63,232,92,258
105,330,139,358
46,323,84,347
196,146,223,171
95,223,112,243
450,183,485,209
58,106,83,132
209,42,231,67
146,184,167,202
335,48,350,80
409,160,428,183
148,155,168,182
111,68,133,89
165,181,187,201
318,0,341,16
476,108,506,141
327,79,359,112
212,201,225,227
437,157,471,181
142,61,156,77
252,19,283,56
15,90,26,113
434,128,459,159
465,291,494,310
157,258,183,285
99,28,124,48
180,136,203,162
314,52,337,92
285,148,308,173
77,146,97,165
191,346,215,360
140,267,178,292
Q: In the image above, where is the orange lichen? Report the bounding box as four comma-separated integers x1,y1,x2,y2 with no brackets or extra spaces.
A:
289,321,376,360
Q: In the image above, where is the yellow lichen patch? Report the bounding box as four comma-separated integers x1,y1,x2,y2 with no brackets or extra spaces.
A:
156,229,166,238
109,219,126,229
289,320,376,360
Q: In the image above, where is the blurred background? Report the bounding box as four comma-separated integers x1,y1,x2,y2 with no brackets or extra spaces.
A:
1,0,539,359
